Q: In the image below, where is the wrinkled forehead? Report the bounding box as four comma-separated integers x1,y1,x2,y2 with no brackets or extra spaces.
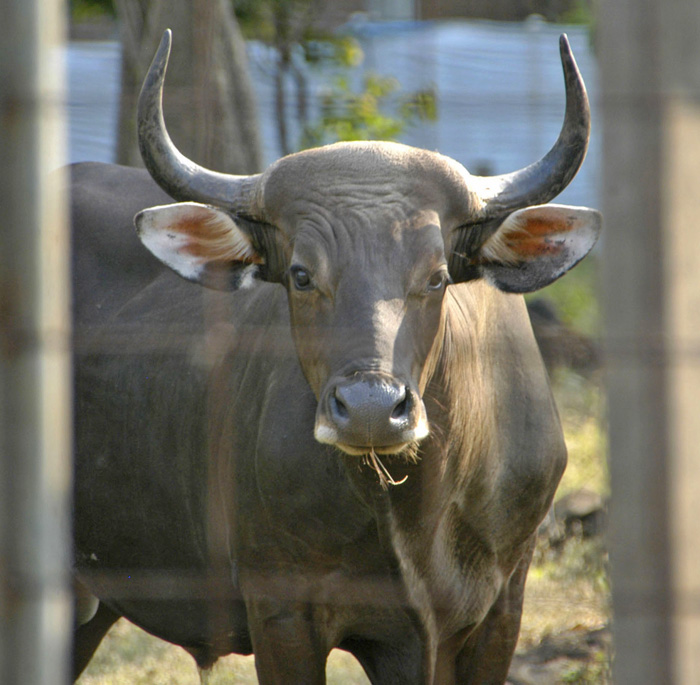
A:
260,142,474,231
290,205,447,280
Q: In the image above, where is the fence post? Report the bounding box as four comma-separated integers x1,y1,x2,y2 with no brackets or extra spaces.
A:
0,0,72,683
600,0,700,681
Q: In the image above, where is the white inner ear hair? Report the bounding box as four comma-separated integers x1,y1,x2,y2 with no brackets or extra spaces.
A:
188,207,263,264
479,213,529,265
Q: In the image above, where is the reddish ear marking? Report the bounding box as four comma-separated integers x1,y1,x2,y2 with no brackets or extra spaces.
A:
169,206,263,264
477,204,602,293
501,218,566,258
135,202,265,286
481,206,588,266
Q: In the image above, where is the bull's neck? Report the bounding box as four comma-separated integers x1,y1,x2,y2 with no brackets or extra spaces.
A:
422,282,496,472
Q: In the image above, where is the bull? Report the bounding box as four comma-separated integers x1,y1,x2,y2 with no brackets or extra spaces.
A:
72,30,601,684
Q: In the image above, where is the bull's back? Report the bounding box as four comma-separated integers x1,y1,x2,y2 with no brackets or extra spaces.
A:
71,162,173,323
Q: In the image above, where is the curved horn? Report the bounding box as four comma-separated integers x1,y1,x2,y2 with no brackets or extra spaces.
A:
138,30,263,216
470,34,590,219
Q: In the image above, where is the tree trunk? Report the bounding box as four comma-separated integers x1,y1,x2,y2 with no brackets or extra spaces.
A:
114,0,263,174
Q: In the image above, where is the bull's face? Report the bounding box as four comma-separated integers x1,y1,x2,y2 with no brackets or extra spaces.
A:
133,31,602,468
287,216,445,455
260,148,461,456
280,204,447,455
286,226,444,454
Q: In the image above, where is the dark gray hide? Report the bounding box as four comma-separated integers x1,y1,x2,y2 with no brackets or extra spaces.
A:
71,33,601,685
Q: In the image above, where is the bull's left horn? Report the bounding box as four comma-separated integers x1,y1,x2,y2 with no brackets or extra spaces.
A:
470,34,590,219
137,30,263,216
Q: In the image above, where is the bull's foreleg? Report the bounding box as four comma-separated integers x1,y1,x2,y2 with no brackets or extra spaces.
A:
343,636,426,685
452,539,534,685
245,598,329,685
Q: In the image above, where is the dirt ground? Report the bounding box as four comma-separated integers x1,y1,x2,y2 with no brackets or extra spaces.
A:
510,625,611,684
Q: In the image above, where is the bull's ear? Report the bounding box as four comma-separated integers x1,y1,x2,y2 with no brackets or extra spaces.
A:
475,204,601,293
134,202,265,291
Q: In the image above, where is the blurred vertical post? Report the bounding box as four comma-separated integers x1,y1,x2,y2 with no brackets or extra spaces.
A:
600,0,700,681
0,0,72,683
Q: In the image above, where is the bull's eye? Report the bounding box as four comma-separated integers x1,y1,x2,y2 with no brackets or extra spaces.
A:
290,265,313,291
427,271,447,292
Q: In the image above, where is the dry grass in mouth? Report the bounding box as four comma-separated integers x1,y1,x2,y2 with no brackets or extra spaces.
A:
358,440,422,490
362,448,409,489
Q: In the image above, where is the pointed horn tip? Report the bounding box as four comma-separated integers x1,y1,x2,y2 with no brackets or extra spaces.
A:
154,29,173,65
558,34,576,65
558,33,585,91
142,30,173,91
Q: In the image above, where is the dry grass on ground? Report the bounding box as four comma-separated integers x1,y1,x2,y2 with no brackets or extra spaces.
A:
76,621,369,684
511,371,610,684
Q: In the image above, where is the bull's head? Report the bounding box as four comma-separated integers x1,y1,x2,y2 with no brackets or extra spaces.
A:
135,31,600,463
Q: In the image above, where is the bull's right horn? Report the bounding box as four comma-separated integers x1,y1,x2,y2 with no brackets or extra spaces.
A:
137,30,263,218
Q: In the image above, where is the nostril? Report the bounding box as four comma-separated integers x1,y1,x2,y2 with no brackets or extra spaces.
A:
391,387,410,420
331,392,349,420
